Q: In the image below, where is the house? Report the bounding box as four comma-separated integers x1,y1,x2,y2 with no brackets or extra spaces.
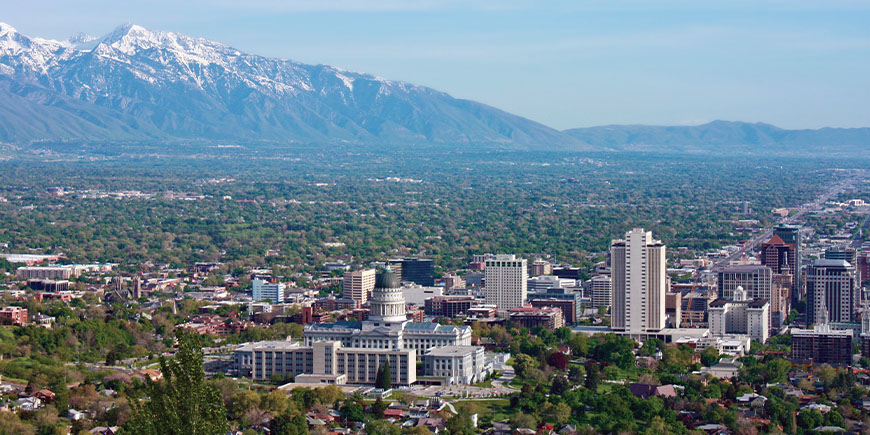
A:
737,393,767,407
67,409,85,421
33,389,55,403
801,403,833,413
383,408,405,419
628,383,678,399
90,427,120,435
416,417,445,432
13,397,42,411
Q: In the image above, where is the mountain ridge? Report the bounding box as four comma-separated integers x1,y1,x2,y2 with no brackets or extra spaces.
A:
1,22,869,156
0,22,580,149
563,120,870,155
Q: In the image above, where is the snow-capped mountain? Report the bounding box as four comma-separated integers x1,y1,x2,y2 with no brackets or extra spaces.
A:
0,22,579,148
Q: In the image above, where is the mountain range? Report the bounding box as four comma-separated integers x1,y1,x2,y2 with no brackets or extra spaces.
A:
0,21,868,155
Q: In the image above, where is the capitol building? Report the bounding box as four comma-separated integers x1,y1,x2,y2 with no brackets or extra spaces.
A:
235,268,486,386
304,268,472,355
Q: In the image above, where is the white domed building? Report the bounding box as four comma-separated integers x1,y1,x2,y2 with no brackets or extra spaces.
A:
304,268,472,356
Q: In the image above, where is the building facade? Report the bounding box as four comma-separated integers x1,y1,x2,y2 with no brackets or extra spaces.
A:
343,269,376,304
0,306,28,326
422,346,489,385
16,266,73,279
708,287,770,343
240,340,416,385
508,306,565,330
807,259,858,325
391,258,435,286
252,279,285,304
304,269,473,357
773,224,802,301
791,324,852,366
424,296,475,318
590,275,612,309
527,275,575,292
611,228,666,334
484,255,528,314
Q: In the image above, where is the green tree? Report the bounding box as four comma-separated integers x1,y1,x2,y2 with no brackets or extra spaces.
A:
445,411,476,435
763,359,792,383
375,360,392,390
372,396,387,419
700,346,720,367
584,361,601,391
270,413,308,435
122,329,228,435
512,354,538,379
366,420,401,435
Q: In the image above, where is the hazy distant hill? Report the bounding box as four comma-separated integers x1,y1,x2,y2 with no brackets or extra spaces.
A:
0,22,578,149
563,120,870,155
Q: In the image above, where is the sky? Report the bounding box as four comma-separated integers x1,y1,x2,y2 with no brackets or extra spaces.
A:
3,0,870,130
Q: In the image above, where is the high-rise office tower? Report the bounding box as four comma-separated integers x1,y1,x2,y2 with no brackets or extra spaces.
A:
807,259,858,325
773,225,802,301
343,269,376,304
718,265,776,326
484,255,528,314
391,258,435,286
611,228,666,333
826,248,860,284
760,234,796,277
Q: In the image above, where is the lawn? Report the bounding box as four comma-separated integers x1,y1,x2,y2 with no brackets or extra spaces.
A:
453,398,512,422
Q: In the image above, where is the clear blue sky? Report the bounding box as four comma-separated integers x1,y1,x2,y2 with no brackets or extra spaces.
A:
4,0,870,129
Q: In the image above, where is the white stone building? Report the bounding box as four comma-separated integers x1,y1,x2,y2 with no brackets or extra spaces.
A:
484,255,527,314
611,228,666,334
708,286,770,343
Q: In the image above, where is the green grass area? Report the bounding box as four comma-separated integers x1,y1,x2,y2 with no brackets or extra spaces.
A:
473,379,494,388
453,398,511,422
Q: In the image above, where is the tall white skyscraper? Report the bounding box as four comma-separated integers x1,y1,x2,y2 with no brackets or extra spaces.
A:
484,255,528,314
611,228,666,334
343,268,376,304
252,279,285,304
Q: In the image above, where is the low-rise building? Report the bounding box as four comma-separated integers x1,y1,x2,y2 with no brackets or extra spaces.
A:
424,296,475,318
508,306,564,330
0,306,28,326
791,323,853,366
422,345,489,385
241,340,417,386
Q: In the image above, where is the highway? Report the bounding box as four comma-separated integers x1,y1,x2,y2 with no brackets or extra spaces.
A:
714,175,861,269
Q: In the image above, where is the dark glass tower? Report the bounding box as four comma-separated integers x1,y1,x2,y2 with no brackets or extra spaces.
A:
774,224,802,302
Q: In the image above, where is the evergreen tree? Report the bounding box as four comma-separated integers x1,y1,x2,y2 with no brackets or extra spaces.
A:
376,360,392,390
122,329,228,435
372,396,387,419
584,361,601,391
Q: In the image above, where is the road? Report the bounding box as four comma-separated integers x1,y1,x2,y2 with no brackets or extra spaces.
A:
714,176,861,269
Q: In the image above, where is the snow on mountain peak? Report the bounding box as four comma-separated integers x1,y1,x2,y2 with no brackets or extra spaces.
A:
0,22,18,37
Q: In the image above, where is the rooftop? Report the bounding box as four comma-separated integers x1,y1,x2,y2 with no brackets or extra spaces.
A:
424,346,482,357
812,259,852,268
